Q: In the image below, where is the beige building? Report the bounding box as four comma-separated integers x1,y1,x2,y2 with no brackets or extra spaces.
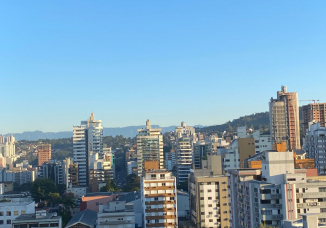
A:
137,120,164,175
302,102,326,133
269,86,300,150
189,155,230,228
38,144,51,166
141,162,178,228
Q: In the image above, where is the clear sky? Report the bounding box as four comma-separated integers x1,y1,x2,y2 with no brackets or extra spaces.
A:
1,1,326,134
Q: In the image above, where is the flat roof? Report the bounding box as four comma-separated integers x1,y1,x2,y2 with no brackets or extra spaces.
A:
0,201,34,206
14,213,59,221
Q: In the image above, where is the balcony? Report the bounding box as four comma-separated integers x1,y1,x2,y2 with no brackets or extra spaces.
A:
145,193,175,198
146,223,176,227
146,215,176,220
145,200,176,205
145,207,176,213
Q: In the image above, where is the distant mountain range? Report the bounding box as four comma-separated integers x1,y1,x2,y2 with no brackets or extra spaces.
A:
3,125,205,141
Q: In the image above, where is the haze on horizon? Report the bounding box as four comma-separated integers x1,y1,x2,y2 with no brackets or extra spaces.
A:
1,1,326,134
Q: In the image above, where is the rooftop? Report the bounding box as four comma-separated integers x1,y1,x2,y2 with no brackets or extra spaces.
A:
0,200,34,206
65,209,97,228
14,212,59,221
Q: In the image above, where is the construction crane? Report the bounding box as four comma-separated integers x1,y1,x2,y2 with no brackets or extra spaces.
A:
299,100,320,104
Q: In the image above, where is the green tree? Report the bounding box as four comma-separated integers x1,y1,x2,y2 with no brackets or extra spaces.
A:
123,174,140,192
48,193,62,207
30,178,58,202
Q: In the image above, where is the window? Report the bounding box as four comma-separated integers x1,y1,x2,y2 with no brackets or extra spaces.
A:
208,204,212,207
201,212,205,215
208,197,212,200
162,183,166,186
40,224,49,227
14,211,18,216
6,212,11,216
154,197,158,201
160,174,165,179
21,211,25,215
208,190,212,192
155,220,159,223
0,221,3,225
0,212,3,216
170,197,174,200
209,219,213,222
7,220,11,224
200,197,204,200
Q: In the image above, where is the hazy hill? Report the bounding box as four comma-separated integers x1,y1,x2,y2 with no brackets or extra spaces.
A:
4,125,203,141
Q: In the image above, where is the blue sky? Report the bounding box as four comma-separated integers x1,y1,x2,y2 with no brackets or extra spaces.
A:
1,1,326,134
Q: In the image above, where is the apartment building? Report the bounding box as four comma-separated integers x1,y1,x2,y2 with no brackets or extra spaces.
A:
97,201,135,228
37,144,51,166
137,120,164,175
223,137,255,172
164,151,176,171
12,210,62,228
176,137,192,185
89,153,113,192
141,162,178,228
0,135,15,158
193,141,210,169
304,122,326,174
269,86,300,150
39,158,71,187
73,112,103,187
228,151,326,228
188,155,230,228
0,200,35,228
302,102,326,133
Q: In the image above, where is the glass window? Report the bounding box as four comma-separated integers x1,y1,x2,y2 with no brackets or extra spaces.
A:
14,211,18,216
0,220,3,225
6,212,11,216
0,212,3,216
7,220,11,224
21,211,26,215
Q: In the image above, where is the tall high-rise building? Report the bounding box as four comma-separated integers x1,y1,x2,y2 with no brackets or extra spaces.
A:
302,102,326,133
137,120,163,175
38,144,51,166
73,113,103,187
0,135,16,158
269,86,300,150
141,161,178,228
175,122,195,184
189,154,230,228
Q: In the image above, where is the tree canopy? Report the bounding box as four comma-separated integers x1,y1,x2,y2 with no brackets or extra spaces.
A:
30,178,58,202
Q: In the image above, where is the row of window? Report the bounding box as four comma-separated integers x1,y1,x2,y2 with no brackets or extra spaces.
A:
0,220,11,224
0,211,25,216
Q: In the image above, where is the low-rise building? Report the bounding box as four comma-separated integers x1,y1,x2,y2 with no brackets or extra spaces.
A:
0,199,35,228
65,209,97,228
12,210,62,228
97,201,135,228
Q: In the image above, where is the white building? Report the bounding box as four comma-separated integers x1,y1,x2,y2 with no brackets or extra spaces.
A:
73,112,103,187
141,169,178,228
97,201,135,228
0,200,35,228
127,161,137,175
228,151,326,228
12,210,62,228
136,120,164,175
175,137,192,185
303,122,326,174
0,135,15,158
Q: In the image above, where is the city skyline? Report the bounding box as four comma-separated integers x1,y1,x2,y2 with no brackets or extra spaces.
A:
2,1,326,134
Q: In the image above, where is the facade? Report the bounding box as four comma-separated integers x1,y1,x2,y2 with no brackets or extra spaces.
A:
73,113,103,187
0,200,35,228
127,160,137,175
164,151,176,171
304,122,326,174
12,211,62,228
188,155,230,228
175,137,192,185
97,201,135,228
137,120,164,175
283,213,326,228
302,103,326,133
193,141,210,169
80,194,117,212
37,144,51,166
39,159,70,186
0,169,36,185
141,168,178,228
228,151,326,228
0,135,15,158
269,86,300,150
88,153,113,192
